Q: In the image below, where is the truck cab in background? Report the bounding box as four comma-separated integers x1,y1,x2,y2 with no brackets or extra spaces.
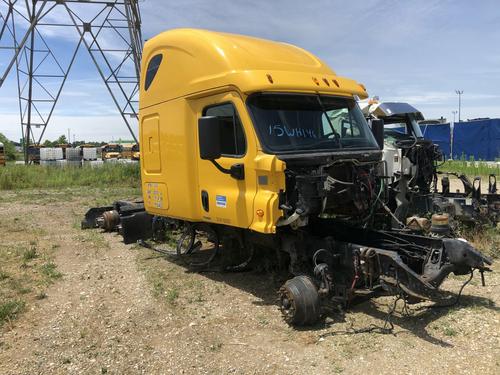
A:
120,143,136,159
0,142,5,166
131,143,140,160
101,143,123,161
360,101,441,192
27,144,41,164
361,100,499,225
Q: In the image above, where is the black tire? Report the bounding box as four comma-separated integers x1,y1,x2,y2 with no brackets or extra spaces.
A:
279,276,321,326
152,216,167,242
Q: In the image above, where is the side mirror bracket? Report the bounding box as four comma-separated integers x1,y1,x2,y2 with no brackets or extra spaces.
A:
210,160,245,180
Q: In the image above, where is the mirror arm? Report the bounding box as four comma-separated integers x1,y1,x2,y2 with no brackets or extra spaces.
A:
210,159,231,174
210,160,245,180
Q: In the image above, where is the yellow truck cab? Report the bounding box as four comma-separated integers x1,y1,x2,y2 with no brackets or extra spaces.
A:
140,28,378,234
131,143,140,160
127,29,491,326
0,142,5,166
120,143,135,159
102,143,123,160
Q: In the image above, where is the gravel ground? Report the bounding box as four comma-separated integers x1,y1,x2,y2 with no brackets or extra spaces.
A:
0,189,499,374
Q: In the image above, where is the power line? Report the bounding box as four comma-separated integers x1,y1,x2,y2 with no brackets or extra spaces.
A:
0,0,143,163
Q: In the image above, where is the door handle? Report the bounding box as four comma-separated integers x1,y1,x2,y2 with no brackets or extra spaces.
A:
201,190,209,212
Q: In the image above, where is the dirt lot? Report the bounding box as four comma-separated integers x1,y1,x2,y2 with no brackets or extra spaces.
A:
0,188,499,375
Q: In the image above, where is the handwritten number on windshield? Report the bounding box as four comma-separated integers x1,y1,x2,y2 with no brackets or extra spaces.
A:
268,124,317,139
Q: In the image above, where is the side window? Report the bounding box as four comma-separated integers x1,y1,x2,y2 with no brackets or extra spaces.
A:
203,103,246,157
144,54,163,91
324,108,362,138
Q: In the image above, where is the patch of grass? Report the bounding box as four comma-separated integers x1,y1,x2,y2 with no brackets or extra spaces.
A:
209,342,223,352
438,159,500,177
457,225,500,259
40,262,63,280
0,300,25,326
0,163,140,190
80,231,110,249
166,288,179,304
443,326,458,337
79,328,88,339
0,270,9,280
7,277,32,295
257,315,269,326
152,278,165,297
22,246,38,262
332,364,344,374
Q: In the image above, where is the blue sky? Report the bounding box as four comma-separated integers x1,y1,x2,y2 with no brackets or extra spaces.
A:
1,0,499,142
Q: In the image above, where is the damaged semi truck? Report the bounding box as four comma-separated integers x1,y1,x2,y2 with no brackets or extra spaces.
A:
360,100,500,227
83,29,492,326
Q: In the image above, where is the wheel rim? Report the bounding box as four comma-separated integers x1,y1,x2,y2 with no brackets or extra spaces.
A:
279,276,321,326
176,224,195,256
279,287,296,323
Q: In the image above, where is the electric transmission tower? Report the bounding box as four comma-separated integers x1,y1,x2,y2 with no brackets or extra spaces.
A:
0,0,143,163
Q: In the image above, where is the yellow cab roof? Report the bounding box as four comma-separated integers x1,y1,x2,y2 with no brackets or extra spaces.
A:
140,28,368,109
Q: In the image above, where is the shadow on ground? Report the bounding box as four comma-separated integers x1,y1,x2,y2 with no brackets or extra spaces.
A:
137,240,498,348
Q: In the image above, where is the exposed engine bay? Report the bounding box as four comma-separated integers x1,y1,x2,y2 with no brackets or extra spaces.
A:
271,154,492,325
277,154,383,229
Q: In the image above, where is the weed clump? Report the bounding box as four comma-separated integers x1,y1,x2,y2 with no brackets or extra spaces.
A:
22,246,38,261
40,262,63,280
0,300,25,326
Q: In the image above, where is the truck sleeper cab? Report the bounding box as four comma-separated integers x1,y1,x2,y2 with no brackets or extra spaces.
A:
138,29,491,325
140,28,374,231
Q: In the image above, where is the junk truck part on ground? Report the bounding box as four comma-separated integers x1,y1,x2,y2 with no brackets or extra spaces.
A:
82,29,492,326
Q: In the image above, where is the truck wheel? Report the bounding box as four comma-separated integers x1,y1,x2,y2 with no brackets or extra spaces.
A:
176,223,195,256
279,276,320,326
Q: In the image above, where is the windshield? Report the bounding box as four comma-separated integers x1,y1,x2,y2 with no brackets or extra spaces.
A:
247,94,379,153
104,145,122,153
382,113,423,139
409,114,423,137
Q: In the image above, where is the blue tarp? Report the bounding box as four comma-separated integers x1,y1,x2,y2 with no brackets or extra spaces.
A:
453,119,500,160
420,123,451,158
385,119,500,160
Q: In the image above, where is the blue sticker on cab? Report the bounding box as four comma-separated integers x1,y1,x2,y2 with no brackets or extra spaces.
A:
215,195,227,208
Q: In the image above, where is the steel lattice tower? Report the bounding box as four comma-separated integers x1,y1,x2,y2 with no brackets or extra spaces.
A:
0,0,143,162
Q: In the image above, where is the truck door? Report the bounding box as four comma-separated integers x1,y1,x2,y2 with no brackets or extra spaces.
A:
195,92,256,228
